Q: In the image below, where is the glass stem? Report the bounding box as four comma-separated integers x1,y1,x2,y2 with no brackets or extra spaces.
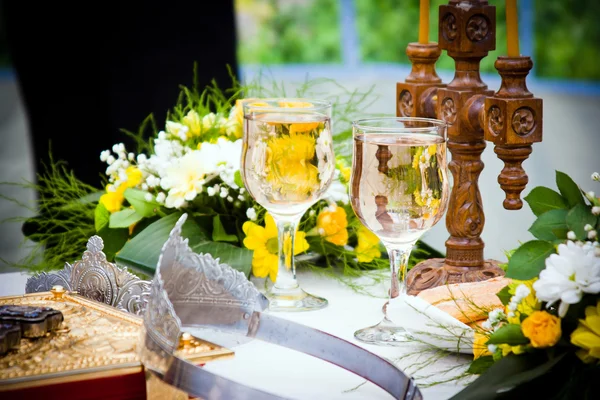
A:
386,244,413,302
274,215,302,290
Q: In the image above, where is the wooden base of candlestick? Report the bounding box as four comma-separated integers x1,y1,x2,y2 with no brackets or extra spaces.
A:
405,258,505,295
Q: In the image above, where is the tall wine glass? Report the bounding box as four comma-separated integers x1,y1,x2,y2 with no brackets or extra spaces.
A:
241,99,335,311
350,117,449,344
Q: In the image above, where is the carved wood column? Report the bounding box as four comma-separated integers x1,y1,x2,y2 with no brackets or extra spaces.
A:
484,56,543,210
405,0,505,294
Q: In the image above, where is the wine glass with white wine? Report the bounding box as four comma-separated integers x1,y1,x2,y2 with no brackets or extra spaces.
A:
350,117,449,344
241,99,335,311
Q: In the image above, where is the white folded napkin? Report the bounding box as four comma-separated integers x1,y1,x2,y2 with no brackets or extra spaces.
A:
386,294,475,354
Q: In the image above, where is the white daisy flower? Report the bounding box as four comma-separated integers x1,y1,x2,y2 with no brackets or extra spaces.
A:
533,241,600,317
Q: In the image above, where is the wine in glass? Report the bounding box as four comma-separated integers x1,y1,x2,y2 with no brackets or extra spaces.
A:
241,99,335,311
350,117,449,344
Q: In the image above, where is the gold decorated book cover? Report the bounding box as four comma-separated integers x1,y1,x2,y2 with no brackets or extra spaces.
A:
0,289,233,400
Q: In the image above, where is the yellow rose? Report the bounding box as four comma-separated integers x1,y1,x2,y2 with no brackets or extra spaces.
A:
473,332,492,359
268,161,319,199
355,226,381,263
521,311,561,348
289,122,320,134
571,300,600,363
317,206,348,246
268,131,316,163
266,132,319,198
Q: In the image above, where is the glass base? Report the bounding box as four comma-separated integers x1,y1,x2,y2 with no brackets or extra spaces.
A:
354,317,413,346
266,286,328,312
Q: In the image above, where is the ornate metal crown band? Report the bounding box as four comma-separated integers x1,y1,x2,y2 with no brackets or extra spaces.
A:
27,214,422,399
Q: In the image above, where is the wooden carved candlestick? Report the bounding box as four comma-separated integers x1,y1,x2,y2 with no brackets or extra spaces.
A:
484,56,543,209
392,0,543,295
397,42,445,119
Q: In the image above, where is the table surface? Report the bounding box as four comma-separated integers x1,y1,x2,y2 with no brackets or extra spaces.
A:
0,270,471,400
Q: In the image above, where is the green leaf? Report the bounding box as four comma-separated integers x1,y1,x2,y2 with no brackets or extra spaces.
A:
60,191,103,211
77,190,103,204
487,324,529,345
505,240,556,280
524,187,569,216
566,203,598,240
212,215,238,242
556,171,585,207
496,285,512,306
95,203,110,232
109,208,145,228
130,216,160,238
191,206,217,216
234,170,244,188
450,353,567,400
123,188,161,218
528,209,569,241
192,241,252,277
467,356,494,375
115,212,210,276
97,226,129,261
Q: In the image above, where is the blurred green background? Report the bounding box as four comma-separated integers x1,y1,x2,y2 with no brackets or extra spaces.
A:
235,0,600,80
1,1,599,80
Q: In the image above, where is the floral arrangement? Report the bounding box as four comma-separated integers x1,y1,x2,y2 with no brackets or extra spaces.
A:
11,76,442,283
455,170,600,399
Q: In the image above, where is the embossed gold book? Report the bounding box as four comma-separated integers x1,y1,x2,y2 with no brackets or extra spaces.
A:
0,287,233,400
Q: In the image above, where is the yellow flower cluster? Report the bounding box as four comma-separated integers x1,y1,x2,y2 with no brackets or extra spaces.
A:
167,102,246,144
336,157,351,183
495,279,544,356
571,300,600,363
413,188,441,218
316,206,348,246
355,226,381,263
411,145,437,170
506,279,540,324
242,213,309,282
266,131,319,198
99,166,143,213
473,332,492,360
498,342,527,357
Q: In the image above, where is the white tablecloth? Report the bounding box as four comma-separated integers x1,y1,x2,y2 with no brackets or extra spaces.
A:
0,270,471,399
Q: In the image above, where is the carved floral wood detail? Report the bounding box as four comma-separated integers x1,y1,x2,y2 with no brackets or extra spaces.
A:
511,107,535,136
398,1,542,294
399,90,414,117
466,15,489,42
442,13,458,41
446,154,485,239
